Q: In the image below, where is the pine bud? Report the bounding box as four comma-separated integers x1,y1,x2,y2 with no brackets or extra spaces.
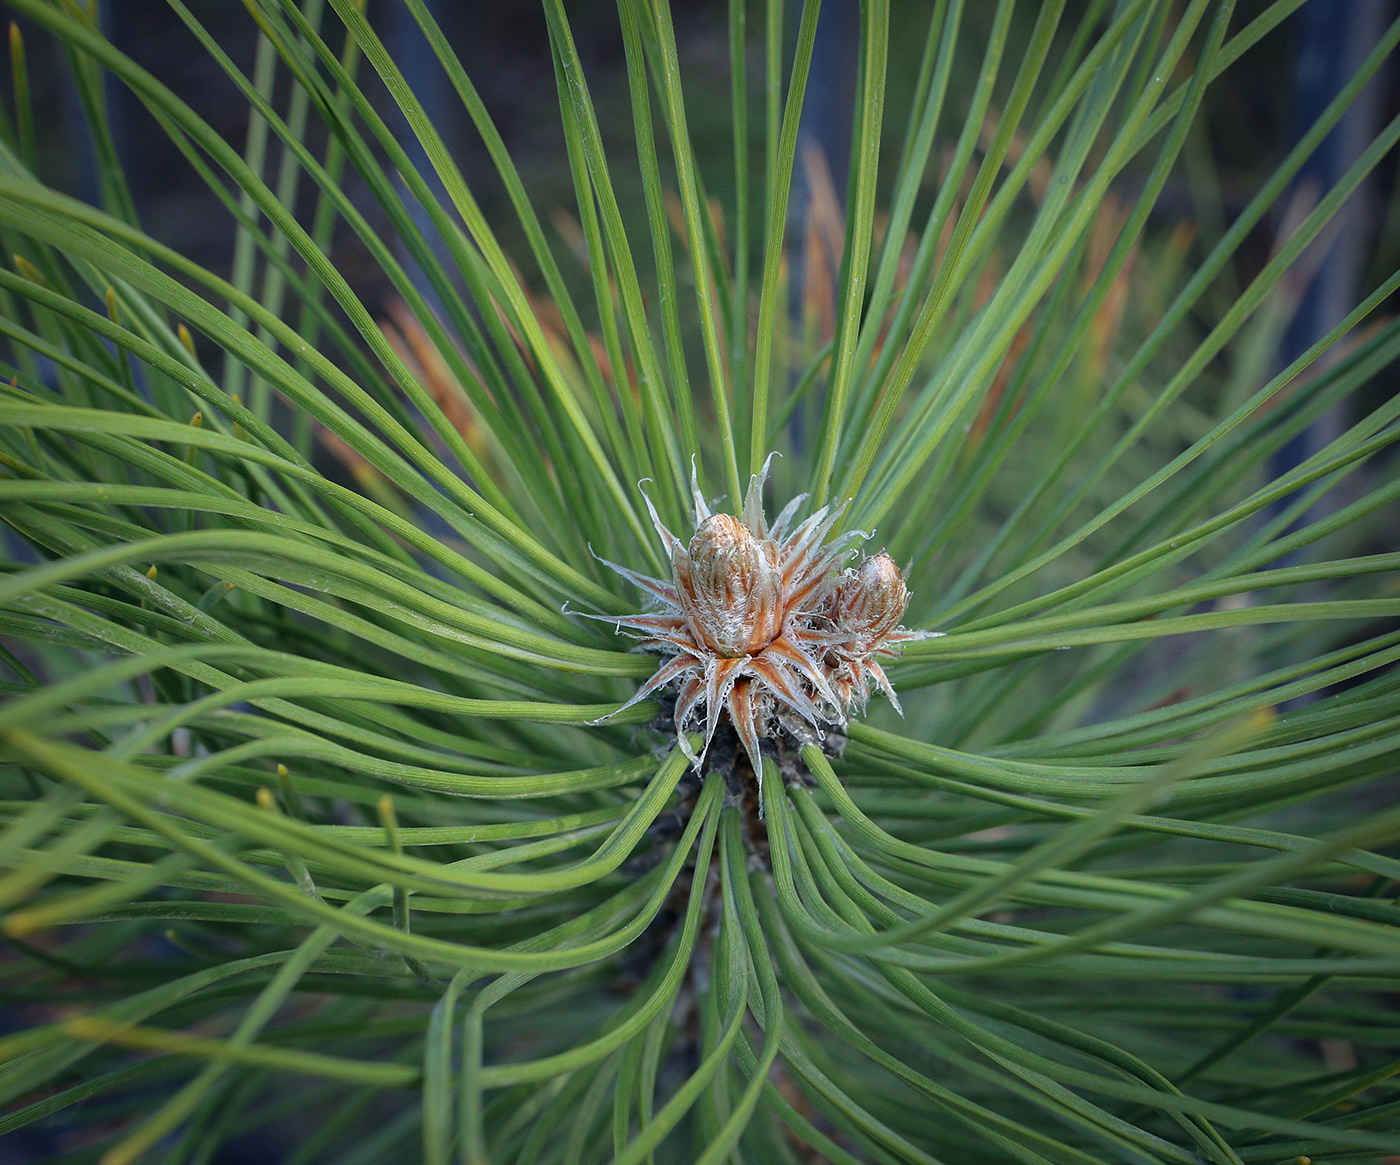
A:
833,554,909,644
685,514,782,656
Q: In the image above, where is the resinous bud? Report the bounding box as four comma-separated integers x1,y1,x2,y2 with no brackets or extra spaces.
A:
686,514,781,656
834,553,909,642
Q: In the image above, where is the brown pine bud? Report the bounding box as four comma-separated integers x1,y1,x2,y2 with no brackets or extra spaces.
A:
833,554,910,644
684,515,782,656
